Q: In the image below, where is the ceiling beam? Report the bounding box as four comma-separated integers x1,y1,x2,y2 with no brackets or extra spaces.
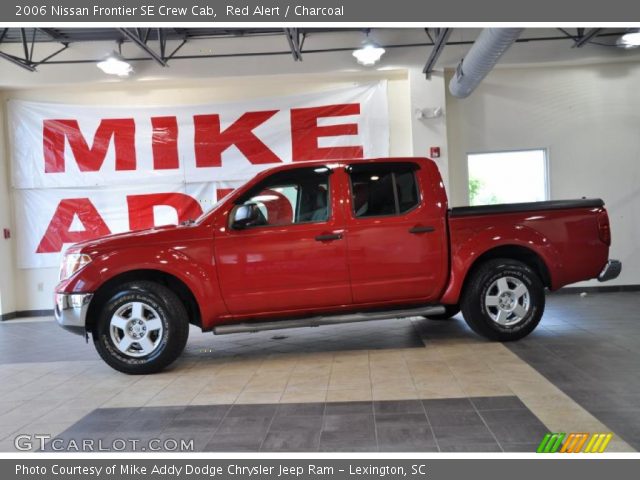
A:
34,43,69,65
423,28,452,78
0,51,36,71
283,28,303,61
574,28,602,48
38,28,67,41
118,28,167,66
20,28,29,60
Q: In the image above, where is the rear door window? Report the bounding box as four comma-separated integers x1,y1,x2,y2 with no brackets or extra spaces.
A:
348,163,420,218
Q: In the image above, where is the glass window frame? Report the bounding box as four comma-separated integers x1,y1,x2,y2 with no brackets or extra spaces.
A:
346,162,421,219
231,167,333,230
466,148,550,206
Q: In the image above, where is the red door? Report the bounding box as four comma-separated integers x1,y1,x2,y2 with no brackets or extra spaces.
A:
213,166,351,316
342,161,448,304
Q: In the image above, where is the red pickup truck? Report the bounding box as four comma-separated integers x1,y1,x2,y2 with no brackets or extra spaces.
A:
54,157,620,374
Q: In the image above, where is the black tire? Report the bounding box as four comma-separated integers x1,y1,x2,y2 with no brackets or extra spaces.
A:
425,305,461,320
461,258,545,341
92,281,189,374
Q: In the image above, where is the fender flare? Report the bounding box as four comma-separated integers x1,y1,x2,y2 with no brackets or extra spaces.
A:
64,246,225,329
440,224,561,305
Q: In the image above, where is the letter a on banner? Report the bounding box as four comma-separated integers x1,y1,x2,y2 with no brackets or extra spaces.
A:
37,198,112,253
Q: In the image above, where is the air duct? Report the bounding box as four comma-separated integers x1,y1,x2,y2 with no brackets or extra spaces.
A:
449,28,523,98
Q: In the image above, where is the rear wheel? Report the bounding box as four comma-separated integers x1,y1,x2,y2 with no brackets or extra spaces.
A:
461,258,545,341
425,305,460,320
92,281,189,374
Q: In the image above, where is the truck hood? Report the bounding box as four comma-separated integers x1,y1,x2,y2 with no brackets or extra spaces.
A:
67,223,202,255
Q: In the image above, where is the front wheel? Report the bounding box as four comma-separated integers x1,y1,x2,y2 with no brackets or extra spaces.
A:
461,258,545,341
93,281,189,374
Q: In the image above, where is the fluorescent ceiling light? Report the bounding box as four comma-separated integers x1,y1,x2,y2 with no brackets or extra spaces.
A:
353,44,386,66
97,54,133,77
617,30,640,49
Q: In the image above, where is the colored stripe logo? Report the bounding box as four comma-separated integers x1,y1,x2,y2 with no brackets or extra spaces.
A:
537,432,613,453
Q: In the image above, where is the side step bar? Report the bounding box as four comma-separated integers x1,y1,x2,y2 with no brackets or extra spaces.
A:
213,305,446,335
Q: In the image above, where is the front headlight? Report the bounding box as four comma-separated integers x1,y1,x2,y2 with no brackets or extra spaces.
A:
59,253,92,281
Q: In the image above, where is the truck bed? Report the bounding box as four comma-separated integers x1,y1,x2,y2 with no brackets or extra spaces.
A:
450,198,604,218
446,197,610,293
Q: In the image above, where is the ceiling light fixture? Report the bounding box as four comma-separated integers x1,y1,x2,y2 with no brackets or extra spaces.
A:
353,43,386,66
97,53,133,77
616,30,640,49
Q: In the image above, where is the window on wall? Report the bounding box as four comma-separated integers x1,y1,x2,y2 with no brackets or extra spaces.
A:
467,149,549,206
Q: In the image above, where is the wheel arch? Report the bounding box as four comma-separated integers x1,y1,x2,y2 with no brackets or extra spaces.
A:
441,242,553,305
462,245,552,297
86,269,202,331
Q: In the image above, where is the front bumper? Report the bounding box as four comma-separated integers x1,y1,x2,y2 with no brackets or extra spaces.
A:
54,293,93,335
598,259,622,282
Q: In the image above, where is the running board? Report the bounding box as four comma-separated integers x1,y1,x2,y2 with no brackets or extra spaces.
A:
212,305,446,335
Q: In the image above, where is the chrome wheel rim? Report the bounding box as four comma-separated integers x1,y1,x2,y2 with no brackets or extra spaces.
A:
109,302,164,357
484,276,530,327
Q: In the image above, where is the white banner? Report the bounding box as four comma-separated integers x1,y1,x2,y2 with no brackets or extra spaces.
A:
10,83,389,268
10,82,389,189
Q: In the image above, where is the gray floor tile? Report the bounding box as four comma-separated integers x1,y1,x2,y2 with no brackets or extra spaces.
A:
439,443,502,452
226,404,278,417
261,430,320,452
373,399,424,415
325,401,374,416
488,423,548,444
269,415,323,432
375,413,430,428
204,433,266,452
470,396,527,411
115,418,168,435
429,411,485,427
479,409,544,427
319,430,377,452
501,442,541,452
216,415,273,435
174,405,230,420
323,414,375,433
376,425,437,451
422,398,475,415
62,419,123,435
431,425,496,446
276,403,325,417
162,417,222,435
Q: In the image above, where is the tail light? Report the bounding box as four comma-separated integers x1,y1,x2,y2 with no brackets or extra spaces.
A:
597,210,611,246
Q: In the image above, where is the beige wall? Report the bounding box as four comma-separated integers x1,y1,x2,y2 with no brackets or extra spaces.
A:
0,93,16,314
0,70,422,313
446,62,640,286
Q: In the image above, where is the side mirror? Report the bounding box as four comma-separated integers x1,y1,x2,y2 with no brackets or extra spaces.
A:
231,203,262,229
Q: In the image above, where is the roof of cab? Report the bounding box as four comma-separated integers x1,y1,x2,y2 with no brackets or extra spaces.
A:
255,157,433,176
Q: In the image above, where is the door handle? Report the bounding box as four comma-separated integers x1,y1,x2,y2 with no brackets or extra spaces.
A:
315,233,343,242
409,226,435,234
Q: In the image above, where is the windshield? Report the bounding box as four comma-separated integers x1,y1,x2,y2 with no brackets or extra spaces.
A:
194,184,243,224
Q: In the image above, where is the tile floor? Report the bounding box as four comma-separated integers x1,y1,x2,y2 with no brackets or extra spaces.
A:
0,292,638,452
44,397,548,452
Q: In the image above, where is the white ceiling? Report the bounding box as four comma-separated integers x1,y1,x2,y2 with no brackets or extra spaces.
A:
1,28,639,88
